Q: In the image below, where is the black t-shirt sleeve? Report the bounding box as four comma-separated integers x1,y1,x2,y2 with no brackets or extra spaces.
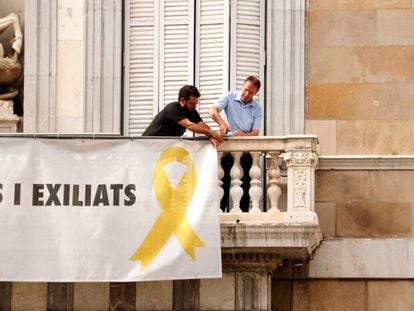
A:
189,110,203,123
165,103,203,124
164,103,187,123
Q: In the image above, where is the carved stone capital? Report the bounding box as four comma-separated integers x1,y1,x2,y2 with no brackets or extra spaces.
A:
284,150,318,166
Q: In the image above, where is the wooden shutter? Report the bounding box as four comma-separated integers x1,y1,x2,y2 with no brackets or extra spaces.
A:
160,0,194,107
126,0,193,134
125,0,158,135
195,0,229,130
230,0,265,103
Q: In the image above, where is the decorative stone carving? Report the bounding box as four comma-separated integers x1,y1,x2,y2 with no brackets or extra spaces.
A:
284,150,318,166
293,169,307,208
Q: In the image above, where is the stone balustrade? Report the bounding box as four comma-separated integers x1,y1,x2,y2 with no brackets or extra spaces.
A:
217,135,319,224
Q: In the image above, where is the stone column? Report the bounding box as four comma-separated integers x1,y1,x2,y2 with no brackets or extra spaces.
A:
222,253,282,311
266,0,305,135
24,0,58,132
84,0,122,133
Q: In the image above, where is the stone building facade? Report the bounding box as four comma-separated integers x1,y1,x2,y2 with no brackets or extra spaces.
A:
0,0,413,310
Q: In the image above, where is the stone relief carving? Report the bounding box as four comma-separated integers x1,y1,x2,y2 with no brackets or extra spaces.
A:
293,169,307,208
0,12,23,107
284,151,318,166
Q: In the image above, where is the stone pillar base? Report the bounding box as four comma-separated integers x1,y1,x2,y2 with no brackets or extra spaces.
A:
0,115,20,132
0,100,21,132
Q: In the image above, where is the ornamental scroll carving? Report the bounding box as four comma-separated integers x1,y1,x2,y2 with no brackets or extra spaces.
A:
284,151,317,166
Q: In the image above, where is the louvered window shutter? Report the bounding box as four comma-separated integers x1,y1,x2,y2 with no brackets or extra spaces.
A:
126,0,193,135
161,0,194,107
125,0,159,135
230,0,265,104
195,0,229,130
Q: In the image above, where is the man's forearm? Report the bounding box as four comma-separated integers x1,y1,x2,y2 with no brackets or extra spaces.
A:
187,123,214,136
209,106,228,132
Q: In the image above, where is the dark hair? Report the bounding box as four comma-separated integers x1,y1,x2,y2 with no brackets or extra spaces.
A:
244,76,261,91
178,85,201,101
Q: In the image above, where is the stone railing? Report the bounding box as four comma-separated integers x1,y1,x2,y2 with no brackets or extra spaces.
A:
217,135,319,224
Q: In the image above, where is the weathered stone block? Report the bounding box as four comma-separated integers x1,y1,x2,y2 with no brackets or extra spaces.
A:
306,83,414,121
337,120,411,155
136,281,172,310
305,120,337,155
200,273,235,310
367,281,414,311
378,9,414,45
11,283,47,311
307,10,376,47
335,171,372,201
315,202,336,238
73,283,109,311
308,0,336,10
370,171,414,202
315,171,337,202
348,46,414,83
292,280,366,311
307,47,349,83
336,201,412,237
337,0,411,9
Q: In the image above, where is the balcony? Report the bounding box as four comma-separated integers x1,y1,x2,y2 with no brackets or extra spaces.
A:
217,135,322,272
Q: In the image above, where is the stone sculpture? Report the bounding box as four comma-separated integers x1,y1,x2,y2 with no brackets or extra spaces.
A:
0,12,23,102
0,12,22,131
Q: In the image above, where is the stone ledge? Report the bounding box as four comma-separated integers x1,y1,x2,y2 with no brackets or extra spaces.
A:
318,155,414,170
220,223,323,268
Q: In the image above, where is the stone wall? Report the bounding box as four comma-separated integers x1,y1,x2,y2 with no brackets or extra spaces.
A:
305,0,414,155
298,1,414,309
316,170,414,238
272,279,414,311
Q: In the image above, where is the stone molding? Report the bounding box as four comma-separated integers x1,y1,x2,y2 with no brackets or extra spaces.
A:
318,155,414,170
222,252,283,273
266,0,305,136
220,223,323,271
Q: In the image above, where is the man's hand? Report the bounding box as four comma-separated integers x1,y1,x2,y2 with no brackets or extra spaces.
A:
233,129,259,137
209,105,228,135
219,124,228,135
210,130,224,143
209,137,222,147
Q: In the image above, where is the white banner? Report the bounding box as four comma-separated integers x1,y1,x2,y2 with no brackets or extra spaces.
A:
0,138,222,282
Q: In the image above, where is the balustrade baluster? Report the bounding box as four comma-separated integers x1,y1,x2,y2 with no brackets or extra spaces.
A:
267,152,282,213
217,151,224,213
229,152,243,213
249,151,262,213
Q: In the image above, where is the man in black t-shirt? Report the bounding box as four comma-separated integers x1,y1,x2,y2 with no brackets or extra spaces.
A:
142,85,223,146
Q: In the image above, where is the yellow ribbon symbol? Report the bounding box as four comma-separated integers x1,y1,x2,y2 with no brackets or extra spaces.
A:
130,146,205,271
